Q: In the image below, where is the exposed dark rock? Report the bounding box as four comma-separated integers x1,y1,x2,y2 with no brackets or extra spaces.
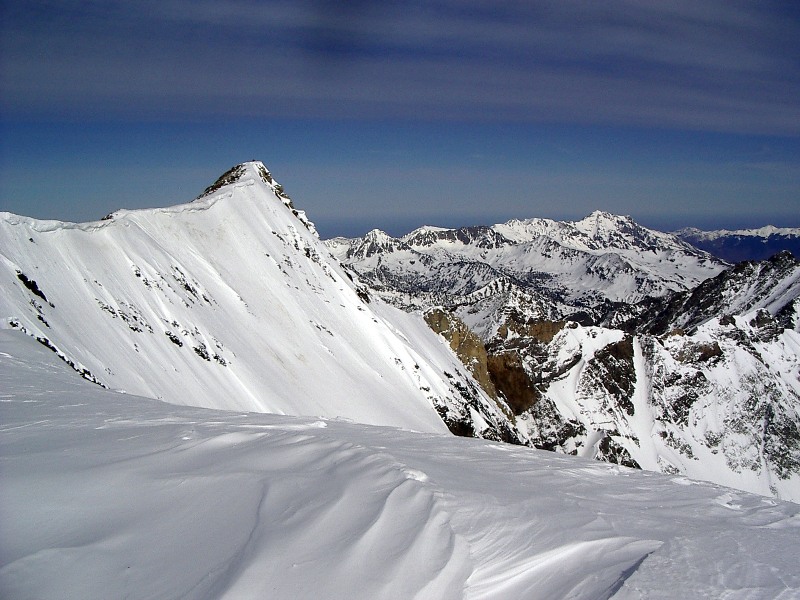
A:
585,336,636,416
425,309,498,400
165,331,183,347
596,434,641,468
197,164,245,198
16,271,52,306
674,341,722,364
434,403,475,438
486,351,538,415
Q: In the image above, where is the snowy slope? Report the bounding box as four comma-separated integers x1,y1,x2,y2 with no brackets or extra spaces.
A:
504,316,800,502
608,250,800,335
0,162,503,434
3,329,800,600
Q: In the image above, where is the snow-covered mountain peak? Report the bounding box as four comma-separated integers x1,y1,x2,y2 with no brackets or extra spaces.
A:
345,229,411,260
402,225,451,239
11,161,310,238
365,228,395,242
1,163,513,436
574,210,635,241
401,225,511,250
193,161,318,236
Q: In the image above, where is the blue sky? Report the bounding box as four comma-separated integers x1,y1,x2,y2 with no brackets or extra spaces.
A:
1,1,798,238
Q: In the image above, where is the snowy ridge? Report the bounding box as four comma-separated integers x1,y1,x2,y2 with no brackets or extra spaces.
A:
497,211,703,255
330,210,725,317
609,250,800,335
0,161,503,435
678,225,800,241
677,225,800,262
2,329,800,600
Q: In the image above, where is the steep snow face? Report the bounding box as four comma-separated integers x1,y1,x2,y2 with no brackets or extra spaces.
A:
329,211,725,318
492,314,800,502
0,162,501,434
3,330,800,600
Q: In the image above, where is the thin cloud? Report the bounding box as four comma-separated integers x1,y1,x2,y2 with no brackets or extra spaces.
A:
1,0,798,134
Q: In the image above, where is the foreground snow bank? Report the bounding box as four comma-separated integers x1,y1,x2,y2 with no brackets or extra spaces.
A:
1,330,799,599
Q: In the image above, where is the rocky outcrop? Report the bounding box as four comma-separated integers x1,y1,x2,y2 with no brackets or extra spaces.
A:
424,309,498,399
608,251,800,335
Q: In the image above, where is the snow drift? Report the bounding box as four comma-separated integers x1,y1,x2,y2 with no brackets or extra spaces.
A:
2,329,799,599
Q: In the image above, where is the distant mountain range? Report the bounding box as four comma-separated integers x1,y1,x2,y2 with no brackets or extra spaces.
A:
676,225,800,262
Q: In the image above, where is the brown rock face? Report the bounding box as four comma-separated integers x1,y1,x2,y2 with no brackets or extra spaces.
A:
429,312,566,418
497,319,567,344
486,351,538,415
424,309,498,400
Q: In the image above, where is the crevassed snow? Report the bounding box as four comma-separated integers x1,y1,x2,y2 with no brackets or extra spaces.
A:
2,330,799,600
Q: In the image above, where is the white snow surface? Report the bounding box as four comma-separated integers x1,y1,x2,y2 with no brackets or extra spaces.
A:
0,161,490,434
512,318,800,502
2,329,800,600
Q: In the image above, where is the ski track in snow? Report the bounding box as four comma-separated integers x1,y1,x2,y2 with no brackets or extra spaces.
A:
2,330,800,600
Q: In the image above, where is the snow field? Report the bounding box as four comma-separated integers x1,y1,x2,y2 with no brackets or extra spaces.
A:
2,330,800,599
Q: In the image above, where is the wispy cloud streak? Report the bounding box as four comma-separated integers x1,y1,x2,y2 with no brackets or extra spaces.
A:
1,0,798,133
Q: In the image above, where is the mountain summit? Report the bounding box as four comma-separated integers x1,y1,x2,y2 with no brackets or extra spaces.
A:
0,162,510,436
329,211,725,319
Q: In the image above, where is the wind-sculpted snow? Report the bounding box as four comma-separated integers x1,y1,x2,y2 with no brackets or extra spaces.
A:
0,161,507,436
2,330,800,599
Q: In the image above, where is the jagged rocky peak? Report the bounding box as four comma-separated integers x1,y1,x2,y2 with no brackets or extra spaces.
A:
196,161,282,200
403,225,512,249
196,161,317,235
609,249,800,335
346,229,408,259
196,163,248,198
